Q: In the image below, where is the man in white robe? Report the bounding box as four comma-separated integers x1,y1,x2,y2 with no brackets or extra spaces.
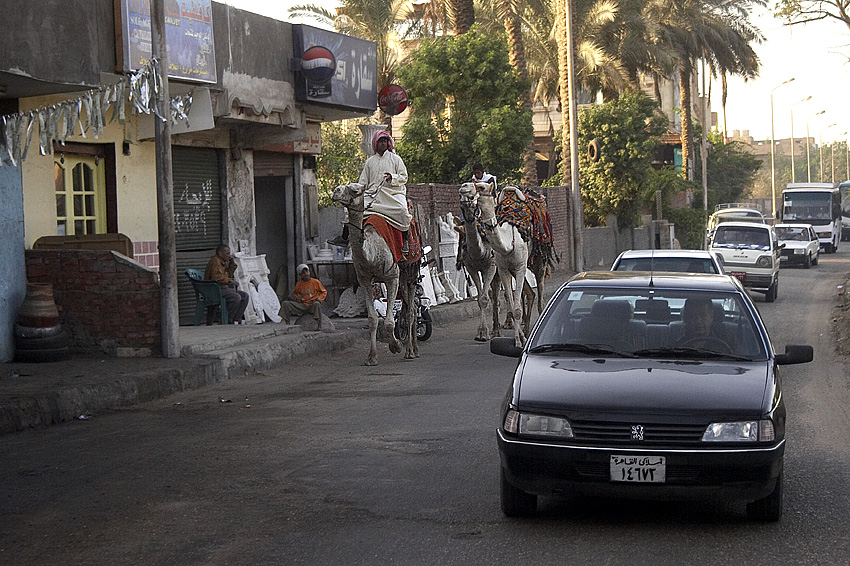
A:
329,130,413,252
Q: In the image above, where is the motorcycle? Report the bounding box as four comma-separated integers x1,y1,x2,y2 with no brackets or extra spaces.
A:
393,246,434,342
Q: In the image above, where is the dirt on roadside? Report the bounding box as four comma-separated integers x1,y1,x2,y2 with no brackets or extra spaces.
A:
831,272,850,356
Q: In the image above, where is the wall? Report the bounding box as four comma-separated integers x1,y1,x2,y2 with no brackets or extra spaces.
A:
25,250,161,353
19,96,160,252
0,165,27,362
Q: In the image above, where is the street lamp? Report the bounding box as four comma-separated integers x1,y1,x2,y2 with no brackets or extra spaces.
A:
819,123,837,182
771,77,795,217
806,110,826,182
790,96,812,183
832,131,847,183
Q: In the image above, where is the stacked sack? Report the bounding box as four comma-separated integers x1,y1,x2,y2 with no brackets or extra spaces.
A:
15,283,70,362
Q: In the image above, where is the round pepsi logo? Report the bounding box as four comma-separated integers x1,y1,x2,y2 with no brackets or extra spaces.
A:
302,46,336,84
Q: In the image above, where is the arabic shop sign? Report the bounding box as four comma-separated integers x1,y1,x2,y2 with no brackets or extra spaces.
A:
120,0,217,83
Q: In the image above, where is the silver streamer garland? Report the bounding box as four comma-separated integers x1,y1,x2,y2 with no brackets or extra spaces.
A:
0,58,193,166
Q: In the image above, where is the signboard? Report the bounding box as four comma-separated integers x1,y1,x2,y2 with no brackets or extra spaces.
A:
378,85,408,116
119,0,217,83
292,25,377,112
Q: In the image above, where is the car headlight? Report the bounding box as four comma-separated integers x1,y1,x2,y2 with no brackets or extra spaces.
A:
702,420,775,442
756,255,773,268
504,409,574,439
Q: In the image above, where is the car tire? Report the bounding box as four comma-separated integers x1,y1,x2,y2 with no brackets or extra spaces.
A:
804,253,811,269
813,252,819,266
765,279,777,303
14,346,70,363
746,470,783,522
15,330,70,351
500,468,537,517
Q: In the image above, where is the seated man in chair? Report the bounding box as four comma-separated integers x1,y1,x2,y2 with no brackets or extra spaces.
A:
205,244,250,324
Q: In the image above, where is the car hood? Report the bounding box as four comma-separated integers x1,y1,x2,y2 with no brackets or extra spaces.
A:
779,241,810,250
516,356,771,417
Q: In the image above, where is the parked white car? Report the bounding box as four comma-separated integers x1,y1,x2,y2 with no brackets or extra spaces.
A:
709,222,781,302
611,249,725,274
775,223,819,268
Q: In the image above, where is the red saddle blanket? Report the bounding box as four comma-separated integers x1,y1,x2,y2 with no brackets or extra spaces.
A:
364,213,422,265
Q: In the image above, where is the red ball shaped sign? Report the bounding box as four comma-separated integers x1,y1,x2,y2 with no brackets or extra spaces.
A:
302,46,336,84
378,85,409,116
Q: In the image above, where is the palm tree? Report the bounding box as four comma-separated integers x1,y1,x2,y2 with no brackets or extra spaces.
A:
645,0,762,180
451,0,475,34
289,0,415,128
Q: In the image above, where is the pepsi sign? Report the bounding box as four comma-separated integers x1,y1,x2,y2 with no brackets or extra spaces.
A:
302,46,336,84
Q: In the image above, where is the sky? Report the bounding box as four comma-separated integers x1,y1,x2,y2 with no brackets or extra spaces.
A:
224,0,850,144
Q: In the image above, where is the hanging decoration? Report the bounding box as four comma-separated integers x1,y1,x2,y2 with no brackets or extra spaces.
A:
0,57,193,166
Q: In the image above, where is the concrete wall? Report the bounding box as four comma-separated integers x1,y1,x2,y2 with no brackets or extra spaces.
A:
0,166,26,362
25,250,161,353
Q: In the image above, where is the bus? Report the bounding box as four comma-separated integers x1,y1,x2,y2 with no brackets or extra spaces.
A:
840,181,850,241
781,183,841,253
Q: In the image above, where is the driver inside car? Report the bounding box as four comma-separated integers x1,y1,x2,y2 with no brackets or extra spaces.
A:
675,297,731,351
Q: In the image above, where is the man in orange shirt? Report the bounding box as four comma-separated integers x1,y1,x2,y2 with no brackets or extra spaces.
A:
280,264,327,330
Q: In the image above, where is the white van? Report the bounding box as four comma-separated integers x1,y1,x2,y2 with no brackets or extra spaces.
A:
704,205,766,250
709,222,781,302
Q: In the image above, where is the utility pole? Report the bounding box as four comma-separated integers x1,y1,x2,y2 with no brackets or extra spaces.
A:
565,0,583,273
151,0,179,358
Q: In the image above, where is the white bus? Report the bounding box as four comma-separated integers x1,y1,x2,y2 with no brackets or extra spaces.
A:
781,183,842,253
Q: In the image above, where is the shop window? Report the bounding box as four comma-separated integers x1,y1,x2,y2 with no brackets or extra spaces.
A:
54,155,106,235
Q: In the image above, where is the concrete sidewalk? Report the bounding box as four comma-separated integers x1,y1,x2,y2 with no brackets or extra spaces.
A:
0,280,535,435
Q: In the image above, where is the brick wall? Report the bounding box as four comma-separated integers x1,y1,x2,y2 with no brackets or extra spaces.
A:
408,183,573,272
24,250,161,353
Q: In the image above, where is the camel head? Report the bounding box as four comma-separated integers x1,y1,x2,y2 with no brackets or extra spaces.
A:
331,183,365,209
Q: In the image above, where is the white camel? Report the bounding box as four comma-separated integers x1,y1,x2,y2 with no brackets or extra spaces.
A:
465,181,530,348
331,182,418,365
458,182,500,341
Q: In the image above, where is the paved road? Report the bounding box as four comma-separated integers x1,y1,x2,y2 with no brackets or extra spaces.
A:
2,252,850,566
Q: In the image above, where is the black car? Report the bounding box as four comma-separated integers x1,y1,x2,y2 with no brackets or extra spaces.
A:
492,272,813,521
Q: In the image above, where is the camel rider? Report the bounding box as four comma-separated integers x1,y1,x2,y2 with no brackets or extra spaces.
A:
328,130,413,254
471,163,497,196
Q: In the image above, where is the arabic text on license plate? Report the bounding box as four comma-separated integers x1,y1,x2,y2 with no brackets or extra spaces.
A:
731,271,746,282
610,455,666,482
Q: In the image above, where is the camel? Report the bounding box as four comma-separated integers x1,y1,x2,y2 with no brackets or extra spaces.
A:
458,183,500,341
331,182,418,365
464,181,530,348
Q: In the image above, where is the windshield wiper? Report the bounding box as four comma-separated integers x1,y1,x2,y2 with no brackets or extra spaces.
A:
632,347,752,361
528,343,636,358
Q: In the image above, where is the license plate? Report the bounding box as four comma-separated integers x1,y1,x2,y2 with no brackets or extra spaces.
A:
731,271,746,282
610,455,666,482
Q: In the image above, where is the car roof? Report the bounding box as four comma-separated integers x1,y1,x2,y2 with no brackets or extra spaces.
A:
775,223,813,229
713,221,773,230
711,208,764,217
567,271,740,292
617,249,715,259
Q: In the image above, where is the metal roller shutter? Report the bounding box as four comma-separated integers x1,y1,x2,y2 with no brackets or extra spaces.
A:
172,146,223,325
253,151,294,177
172,146,222,252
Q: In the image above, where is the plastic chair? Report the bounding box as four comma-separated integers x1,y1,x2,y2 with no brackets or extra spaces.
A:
185,268,228,326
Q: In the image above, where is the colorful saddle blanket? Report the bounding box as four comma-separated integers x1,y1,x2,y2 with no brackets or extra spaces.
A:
495,186,554,245
363,201,422,265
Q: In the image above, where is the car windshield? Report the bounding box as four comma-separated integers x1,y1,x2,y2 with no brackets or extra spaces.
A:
530,288,768,361
776,227,809,241
711,226,771,249
615,257,719,273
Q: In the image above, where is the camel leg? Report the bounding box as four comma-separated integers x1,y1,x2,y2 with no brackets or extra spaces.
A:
385,277,402,355
361,284,380,366
522,280,535,336
490,272,502,338
508,267,527,348
401,268,418,360
471,270,490,342
502,284,514,329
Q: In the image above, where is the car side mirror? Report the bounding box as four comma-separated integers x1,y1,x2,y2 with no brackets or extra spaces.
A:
775,344,813,365
490,337,523,358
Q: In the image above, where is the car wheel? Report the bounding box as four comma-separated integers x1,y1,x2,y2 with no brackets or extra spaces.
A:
500,468,537,517
746,470,783,522
765,279,777,303
804,253,811,269
813,251,819,266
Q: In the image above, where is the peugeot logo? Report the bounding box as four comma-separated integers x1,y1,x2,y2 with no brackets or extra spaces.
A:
631,425,645,441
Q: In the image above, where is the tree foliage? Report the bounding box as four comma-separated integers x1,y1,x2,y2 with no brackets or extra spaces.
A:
578,90,669,226
693,131,762,207
394,29,533,184
315,121,367,207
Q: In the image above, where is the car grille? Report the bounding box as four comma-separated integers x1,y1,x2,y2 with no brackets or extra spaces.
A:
570,420,708,446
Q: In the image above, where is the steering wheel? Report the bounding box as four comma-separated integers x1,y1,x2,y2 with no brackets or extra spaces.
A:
678,335,732,353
